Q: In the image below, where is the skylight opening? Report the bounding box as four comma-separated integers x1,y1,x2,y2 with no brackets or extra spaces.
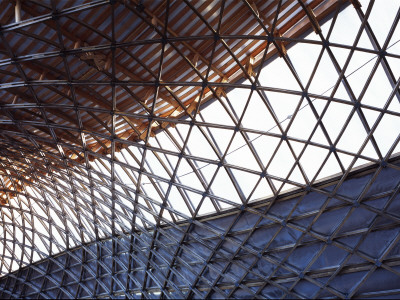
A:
113,0,400,221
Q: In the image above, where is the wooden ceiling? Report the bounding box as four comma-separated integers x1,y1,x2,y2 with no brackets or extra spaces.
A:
0,0,343,202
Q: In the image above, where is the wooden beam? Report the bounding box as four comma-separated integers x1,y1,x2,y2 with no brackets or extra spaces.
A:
130,0,226,79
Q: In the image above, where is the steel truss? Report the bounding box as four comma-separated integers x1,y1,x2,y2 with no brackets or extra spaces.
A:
0,0,399,298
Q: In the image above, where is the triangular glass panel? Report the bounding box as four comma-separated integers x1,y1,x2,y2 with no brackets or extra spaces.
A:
203,126,233,156
316,152,343,181
267,92,303,130
224,85,252,120
241,90,278,132
268,141,296,181
336,112,368,155
197,196,217,215
310,123,331,147
287,103,318,141
360,64,393,109
312,98,328,116
300,144,329,182
176,158,205,191
225,132,260,171
330,46,352,70
186,161,218,186
288,164,307,186
329,5,362,47
385,55,400,79
361,107,380,128
290,43,324,84
368,1,400,47
258,54,302,91
388,92,400,113
249,133,281,167
230,168,261,200
210,167,242,204
386,31,400,61
249,177,274,202
182,190,204,214
185,125,220,161
373,113,400,157
308,51,340,95
200,95,238,126
166,185,192,218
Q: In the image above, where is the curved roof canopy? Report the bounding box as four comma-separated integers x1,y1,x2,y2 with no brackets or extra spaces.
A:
0,0,399,291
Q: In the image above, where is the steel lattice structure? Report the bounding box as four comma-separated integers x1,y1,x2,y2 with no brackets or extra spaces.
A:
0,0,400,298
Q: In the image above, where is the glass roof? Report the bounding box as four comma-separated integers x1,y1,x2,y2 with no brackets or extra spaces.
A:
0,0,399,279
